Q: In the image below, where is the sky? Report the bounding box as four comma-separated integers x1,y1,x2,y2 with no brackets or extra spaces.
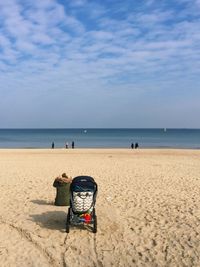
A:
0,0,200,128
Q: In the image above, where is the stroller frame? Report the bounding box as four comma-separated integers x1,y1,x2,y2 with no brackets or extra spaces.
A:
66,176,98,233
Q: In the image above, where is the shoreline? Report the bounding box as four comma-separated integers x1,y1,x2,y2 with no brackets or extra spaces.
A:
0,146,200,150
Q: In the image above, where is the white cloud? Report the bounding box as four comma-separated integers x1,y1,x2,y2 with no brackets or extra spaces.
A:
0,34,11,49
69,0,88,7
130,10,174,25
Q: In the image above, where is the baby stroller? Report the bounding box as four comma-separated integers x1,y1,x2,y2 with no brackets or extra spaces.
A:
66,176,98,233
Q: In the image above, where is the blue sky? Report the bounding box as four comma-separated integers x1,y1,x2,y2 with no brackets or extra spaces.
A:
0,0,200,128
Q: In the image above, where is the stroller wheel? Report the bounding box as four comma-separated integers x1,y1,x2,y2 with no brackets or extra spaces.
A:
93,215,97,233
93,208,96,216
66,208,70,233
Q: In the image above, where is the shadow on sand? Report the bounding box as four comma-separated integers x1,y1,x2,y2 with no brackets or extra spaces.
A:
30,210,67,232
30,209,94,233
31,199,54,206
30,199,93,233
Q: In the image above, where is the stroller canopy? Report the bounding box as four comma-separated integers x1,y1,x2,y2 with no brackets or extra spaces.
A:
70,176,97,192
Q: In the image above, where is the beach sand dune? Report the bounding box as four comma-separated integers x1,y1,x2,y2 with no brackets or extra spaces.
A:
0,149,200,267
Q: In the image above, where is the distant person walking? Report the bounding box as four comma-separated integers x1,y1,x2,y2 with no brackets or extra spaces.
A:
72,141,75,149
135,142,139,149
52,142,55,149
131,143,134,149
65,142,68,149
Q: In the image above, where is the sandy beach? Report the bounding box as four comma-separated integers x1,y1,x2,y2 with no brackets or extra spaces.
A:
0,148,200,267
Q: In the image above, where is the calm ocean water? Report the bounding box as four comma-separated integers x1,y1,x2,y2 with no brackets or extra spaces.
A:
0,129,200,149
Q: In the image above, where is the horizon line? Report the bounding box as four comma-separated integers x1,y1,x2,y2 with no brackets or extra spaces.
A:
0,127,200,130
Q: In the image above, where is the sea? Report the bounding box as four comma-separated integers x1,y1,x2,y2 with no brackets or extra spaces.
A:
0,128,200,149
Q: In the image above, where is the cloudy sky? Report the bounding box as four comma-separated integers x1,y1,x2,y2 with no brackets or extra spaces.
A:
0,0,200,128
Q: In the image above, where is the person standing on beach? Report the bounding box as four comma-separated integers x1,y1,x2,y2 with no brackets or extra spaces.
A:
135,142,139,149
52,142,55,149
131,143,134,149
72,141,75,149
65,142,68,149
